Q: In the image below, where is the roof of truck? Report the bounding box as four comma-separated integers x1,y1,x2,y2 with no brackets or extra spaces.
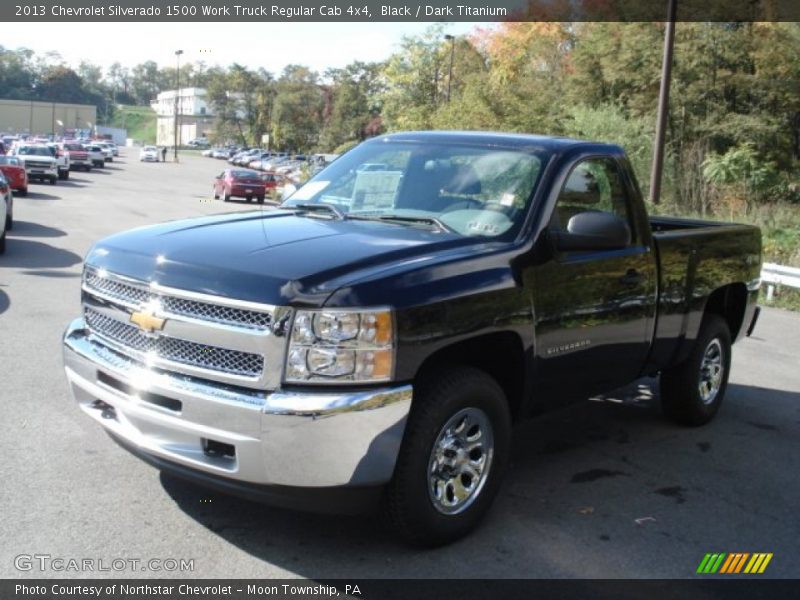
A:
372,130,617,152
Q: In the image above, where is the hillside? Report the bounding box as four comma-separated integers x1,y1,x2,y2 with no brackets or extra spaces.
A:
107,105,156,144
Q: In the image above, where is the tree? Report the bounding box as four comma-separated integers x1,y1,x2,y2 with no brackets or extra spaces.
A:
271,65,323,152
318,61,384,151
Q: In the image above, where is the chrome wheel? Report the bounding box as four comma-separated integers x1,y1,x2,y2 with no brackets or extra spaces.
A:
428,407,494,515
699,338,724,404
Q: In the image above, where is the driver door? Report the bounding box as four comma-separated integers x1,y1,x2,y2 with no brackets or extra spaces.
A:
531,157,657,403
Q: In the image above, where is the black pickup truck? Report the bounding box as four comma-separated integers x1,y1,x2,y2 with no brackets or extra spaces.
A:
63,131,761,546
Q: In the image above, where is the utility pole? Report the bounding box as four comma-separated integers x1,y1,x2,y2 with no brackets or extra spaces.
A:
173,49,183,163
444,34,455,103
649,0,677,205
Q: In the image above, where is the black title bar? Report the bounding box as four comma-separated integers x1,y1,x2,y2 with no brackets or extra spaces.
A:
3,0,800,22
4,579,800,600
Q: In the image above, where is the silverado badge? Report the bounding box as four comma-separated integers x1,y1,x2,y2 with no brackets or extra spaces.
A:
129,309,166,334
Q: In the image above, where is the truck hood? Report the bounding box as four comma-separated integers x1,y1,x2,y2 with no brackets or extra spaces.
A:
18,155,56,163
86,210,501,307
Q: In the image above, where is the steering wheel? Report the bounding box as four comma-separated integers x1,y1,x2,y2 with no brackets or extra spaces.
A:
442,198,484,213
482,202,517,218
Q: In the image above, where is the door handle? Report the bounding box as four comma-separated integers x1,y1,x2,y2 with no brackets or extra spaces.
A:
619,269,645,286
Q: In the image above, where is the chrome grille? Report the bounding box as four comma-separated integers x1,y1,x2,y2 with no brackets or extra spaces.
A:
161,296,271,329
84,308,264,378
84,270,149,306
26,160,53,169
83,267,270,330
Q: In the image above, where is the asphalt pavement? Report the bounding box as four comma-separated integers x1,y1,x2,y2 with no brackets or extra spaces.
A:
0,152,797,579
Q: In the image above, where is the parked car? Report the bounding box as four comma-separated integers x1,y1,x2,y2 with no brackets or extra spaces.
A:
0,172,9,254
63,132,762,547
12,144,58,185
139,146,160,162
85,145,106,168
45,143,71,179
95,142,114,162
213,168,267,203
188,137,210,147
0,156,28,196
60,142,91,173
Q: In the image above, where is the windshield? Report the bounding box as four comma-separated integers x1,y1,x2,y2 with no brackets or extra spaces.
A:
19,146,52,156
282,140,549,238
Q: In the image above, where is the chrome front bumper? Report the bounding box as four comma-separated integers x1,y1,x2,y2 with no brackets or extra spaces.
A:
63,318,412,489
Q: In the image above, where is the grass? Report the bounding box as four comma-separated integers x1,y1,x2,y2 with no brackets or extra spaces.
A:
105,105,157,145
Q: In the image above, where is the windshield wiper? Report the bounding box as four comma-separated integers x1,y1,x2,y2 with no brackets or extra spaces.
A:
292,203,345,220
373,214,454,233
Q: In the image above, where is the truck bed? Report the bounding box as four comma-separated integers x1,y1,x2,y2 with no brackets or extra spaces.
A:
647,215,761,372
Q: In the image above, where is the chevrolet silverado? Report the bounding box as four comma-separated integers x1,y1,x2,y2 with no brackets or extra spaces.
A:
63,132,761,546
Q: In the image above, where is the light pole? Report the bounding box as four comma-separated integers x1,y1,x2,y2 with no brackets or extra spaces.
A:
173,49,183,162
444,34,455,103
29,84,36,136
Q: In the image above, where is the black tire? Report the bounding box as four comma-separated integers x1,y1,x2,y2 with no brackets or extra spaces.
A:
246,196,253,203
384,367,512,547
257,196,265,204
0,228,6,254
223,191,231,202
50,177,57,185
660,314,732,426
58,170,68,180
213,188,219,200
6,213,12,230
18,188,27,197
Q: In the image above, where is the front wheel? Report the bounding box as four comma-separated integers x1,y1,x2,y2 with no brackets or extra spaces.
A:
384,367,511,546
660,314,732,426
49,177,57,185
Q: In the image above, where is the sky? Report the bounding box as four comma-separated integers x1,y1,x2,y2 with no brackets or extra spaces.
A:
2,22,489,74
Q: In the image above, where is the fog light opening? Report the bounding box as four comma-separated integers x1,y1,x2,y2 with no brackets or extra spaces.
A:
202,438,236,460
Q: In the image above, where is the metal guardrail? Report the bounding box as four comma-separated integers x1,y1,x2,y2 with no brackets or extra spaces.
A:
761,263,800,301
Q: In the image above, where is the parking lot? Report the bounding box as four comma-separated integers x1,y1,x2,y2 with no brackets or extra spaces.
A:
0,152,798,579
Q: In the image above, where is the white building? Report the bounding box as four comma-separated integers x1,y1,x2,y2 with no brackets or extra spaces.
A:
151,88,214,147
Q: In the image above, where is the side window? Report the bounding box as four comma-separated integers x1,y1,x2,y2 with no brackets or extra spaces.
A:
552,158,633,242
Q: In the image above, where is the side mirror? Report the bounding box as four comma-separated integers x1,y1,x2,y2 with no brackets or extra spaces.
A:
555,211,631,252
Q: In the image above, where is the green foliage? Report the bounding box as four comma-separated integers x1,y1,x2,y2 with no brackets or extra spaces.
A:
108,105,156,144
333,139,360,154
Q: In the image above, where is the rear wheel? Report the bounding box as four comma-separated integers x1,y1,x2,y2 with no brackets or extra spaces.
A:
58,170,68,180
660,315,732,426
223,189,231,202
213,187,219,200
18,188,27,197
257,196,265,204
384,367,511,546
0,228,6,254
49,177,57,185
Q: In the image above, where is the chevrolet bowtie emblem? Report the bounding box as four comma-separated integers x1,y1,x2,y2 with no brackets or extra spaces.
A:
130,309,166,333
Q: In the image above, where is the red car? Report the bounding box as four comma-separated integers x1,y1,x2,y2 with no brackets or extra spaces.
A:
213,168,267,203
0,156,28,196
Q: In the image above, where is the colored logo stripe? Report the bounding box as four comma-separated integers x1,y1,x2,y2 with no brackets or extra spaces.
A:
697,553,773,574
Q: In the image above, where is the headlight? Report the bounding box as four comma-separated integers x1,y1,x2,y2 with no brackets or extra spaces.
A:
285,308,394,384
